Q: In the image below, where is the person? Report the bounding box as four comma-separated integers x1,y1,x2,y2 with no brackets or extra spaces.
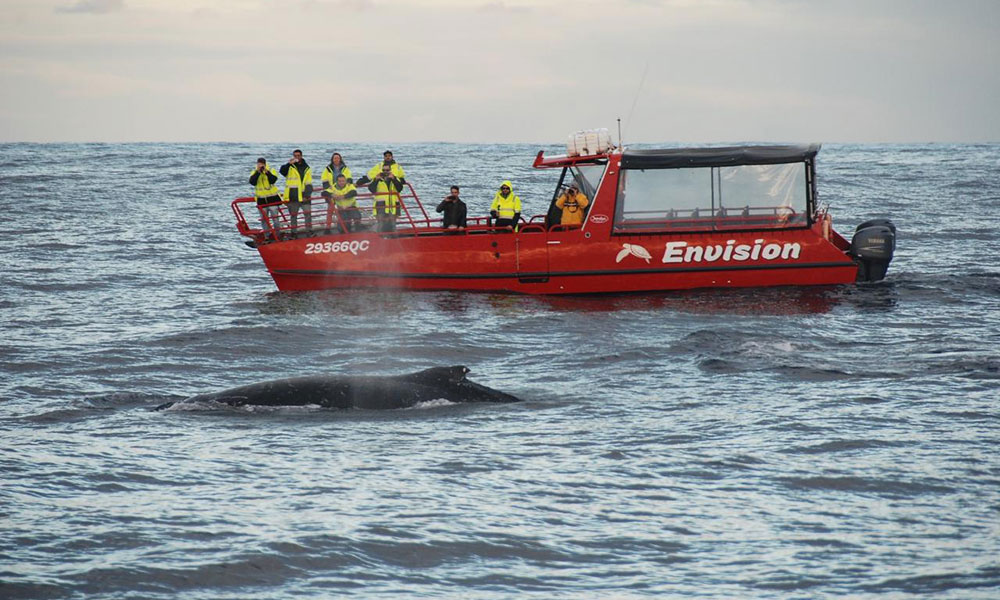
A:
489,180,521,230
279,149,313,232
554,183,590,227
360,150,405,185
321,152,353,199
368,162,404,232
435,185,467,230
326,174,360,233
249,157,281,239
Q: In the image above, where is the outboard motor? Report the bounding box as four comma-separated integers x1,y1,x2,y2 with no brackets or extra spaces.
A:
850,219,896,282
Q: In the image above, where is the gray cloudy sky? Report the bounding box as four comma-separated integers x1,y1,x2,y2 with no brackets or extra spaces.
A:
1,0,997,143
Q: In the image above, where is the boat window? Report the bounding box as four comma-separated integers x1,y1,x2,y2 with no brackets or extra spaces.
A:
614,162,809,233
571,164,604,199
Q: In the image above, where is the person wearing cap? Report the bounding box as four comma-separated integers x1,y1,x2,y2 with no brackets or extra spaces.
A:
489,180,521,230
367,161,404,232
279,149,314,232
554,183,590,227
360,150,406,185
249,157,281,239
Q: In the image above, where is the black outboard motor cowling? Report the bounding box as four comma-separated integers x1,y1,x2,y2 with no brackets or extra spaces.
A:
851,220,896,282
855,218,897,237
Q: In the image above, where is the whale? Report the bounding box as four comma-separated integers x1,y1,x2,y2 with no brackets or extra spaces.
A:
154,366,519,411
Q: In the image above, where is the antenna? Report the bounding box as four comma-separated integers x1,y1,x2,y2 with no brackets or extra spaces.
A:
623,62,649,146
617,118,622,148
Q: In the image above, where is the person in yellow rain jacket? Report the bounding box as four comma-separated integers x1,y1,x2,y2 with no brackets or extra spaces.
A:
326,174,360,233
249,157,281,239
279,149,313,232
489,180,521,230
360,150,406,185
320,152,353,193
554,183,590,227
367,162,404,232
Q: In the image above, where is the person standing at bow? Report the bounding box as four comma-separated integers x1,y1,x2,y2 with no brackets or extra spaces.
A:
368,162,404,232
279,149,313,232
360,150,406,185
249,157,281,239
321,152,353,193
489,180,521,230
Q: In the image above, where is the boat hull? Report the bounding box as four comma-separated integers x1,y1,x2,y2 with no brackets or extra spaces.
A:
256,224,859,294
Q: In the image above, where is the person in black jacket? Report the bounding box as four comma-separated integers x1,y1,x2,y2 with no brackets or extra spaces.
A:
436,186,467,230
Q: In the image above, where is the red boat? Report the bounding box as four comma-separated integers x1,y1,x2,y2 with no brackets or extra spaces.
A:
232,143,896,294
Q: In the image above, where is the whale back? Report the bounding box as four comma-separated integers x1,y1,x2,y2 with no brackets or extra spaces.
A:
157,366,518,410
396,365,470,386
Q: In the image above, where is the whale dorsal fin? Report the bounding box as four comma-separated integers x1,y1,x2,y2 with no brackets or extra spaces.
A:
402,366,470,385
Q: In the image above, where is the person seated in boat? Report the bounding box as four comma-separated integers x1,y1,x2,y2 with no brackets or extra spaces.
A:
554,183,589,228
489,181,521,231
368,163,404,232
249,157,281,239
358,150,405,185
279,149,314,232
326,174,360,233
320,152,353,201
436,185,467,231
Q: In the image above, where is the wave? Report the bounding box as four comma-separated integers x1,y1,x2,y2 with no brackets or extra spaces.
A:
17,393,183,423
783,439,910,454
779,476,954,497
863,566,1000,595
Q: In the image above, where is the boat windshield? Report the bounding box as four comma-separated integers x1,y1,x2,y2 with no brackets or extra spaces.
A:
570,164,605,199
613,162,810,233
549,163,605,201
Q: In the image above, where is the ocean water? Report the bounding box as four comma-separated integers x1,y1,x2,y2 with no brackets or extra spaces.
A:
1,142,998,599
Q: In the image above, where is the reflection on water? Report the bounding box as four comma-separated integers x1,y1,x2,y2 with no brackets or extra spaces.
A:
254,284,901,317
526,286,853,315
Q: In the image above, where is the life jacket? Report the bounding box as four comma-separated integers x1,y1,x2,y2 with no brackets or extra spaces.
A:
283,162,313,202
251,166,280,199
322,163,353,189
371,179,400,216
329,182,358,208
490,181,521,219
366,160,405,181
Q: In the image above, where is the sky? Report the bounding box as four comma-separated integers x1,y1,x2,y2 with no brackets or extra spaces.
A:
0,0,997,143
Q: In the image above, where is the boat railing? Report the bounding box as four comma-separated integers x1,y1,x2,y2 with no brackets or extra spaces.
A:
233,183,552,241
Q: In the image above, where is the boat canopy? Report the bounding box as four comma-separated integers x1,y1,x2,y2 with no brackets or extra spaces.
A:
620,144,821,169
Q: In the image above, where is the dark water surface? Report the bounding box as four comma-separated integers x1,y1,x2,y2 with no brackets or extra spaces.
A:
1,142,999,598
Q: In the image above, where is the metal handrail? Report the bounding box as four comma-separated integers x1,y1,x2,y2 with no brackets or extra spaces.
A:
234,184,571,241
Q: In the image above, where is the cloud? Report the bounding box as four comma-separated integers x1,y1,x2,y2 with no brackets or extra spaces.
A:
3,0,998,142
56,0,125,14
